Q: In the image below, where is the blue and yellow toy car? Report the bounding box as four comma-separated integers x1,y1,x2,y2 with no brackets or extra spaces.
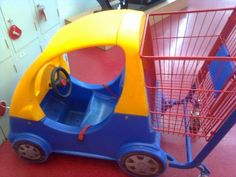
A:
9,7,236,177
9,10,167,177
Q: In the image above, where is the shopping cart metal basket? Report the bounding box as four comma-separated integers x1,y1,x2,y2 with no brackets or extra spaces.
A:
140,7,236,176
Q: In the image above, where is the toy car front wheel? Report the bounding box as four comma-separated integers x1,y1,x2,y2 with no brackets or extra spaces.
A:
13,141,48,163
120,152,164,177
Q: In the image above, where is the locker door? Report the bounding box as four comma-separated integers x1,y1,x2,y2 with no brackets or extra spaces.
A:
0,112,9,143
34,0,60,34
0,15,11,63
40,25,59,49
0,58,17,102
1,0,38,52
14,40,42,78
0,58,18,142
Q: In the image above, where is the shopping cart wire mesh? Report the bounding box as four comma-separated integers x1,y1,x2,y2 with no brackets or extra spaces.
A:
140,7,236,140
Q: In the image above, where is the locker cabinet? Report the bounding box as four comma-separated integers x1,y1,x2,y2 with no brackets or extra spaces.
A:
0,113,9,141
0,14,11,63
0,58,17,103
1,0,38,52
0,58,18,139
40,25,59,49
34,0,60,34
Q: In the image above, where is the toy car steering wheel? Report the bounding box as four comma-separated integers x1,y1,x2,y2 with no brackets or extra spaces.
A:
50,67,72,98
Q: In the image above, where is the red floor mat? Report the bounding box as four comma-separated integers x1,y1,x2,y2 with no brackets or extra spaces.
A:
1,125,236,177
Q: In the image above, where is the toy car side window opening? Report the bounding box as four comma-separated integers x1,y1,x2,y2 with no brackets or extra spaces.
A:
40,46,126,127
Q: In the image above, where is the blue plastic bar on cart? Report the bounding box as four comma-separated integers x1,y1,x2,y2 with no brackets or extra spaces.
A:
169,110,236,169
183,102,193,162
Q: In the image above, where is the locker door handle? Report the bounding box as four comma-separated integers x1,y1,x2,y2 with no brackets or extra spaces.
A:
37,4,47,22
4,39,10,49
12,30,20,36
13,64,18,73
0,101,10,117
8,25,22,40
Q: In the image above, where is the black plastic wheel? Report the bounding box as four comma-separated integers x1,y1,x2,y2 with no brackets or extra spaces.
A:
190,117,201,134
198,174,209,177
13,141,48,163
119,152,164,177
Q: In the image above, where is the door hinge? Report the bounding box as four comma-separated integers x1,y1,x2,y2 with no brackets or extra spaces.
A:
57,8,60,17
34,22,38,31
40,45,43,52
13,64,18,73
4,39,10,49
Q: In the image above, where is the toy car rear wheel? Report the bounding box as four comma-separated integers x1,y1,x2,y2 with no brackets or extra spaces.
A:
120,152,164,177
13,141,48,163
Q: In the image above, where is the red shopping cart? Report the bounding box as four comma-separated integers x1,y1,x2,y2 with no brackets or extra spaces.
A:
140,7,236,176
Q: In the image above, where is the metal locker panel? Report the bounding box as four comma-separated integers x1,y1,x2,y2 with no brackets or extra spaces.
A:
1,0,38,52
0,113,9,142
57,0,87,21
40,24,59,49
34,0,60,34
0,14,11,63
0,58,18,140
0,27,11,63
0,58,17,106
14,39,41,78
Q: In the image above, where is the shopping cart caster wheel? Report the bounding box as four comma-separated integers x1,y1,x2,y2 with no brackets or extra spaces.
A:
198,174,209,177
119,152,164,177
190,117,201,134
13,141,48,163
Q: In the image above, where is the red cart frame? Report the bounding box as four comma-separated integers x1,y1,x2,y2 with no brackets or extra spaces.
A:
141,7,236,140
140,7,236,176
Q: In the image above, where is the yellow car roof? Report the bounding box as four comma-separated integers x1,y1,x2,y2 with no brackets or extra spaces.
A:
10,10,148,121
